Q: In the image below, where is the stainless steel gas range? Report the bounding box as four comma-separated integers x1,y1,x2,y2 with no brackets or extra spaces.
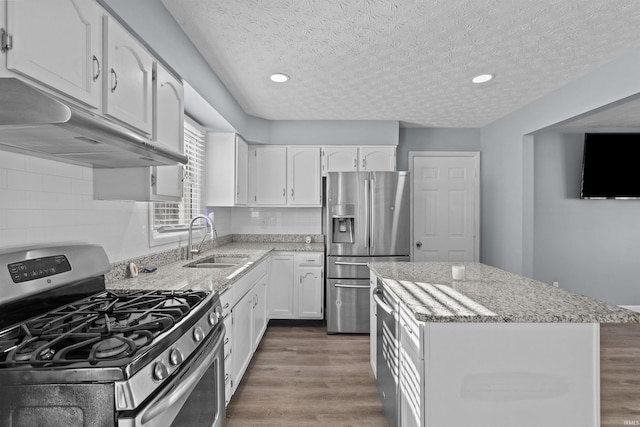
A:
0,244,225,427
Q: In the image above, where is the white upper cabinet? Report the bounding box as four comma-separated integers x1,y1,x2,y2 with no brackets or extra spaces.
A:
103,15,153,135
359,146,396,171
152,62,184,201
287,146,321,206
322,146,396,175
205,133,248,206
253,146,322,207
254,146,287,205
153,62,183,151
5,0,103,108
322,146,359,173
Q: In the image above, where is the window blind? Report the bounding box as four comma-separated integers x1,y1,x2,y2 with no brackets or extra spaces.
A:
153,118,205,232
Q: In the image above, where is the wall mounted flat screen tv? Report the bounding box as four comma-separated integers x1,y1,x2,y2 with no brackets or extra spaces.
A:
580,133,640,199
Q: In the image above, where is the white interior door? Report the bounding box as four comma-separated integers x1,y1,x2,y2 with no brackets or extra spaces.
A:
411,152,479,262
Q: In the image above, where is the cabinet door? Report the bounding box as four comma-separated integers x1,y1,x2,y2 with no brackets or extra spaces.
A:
6,0,102,108
103,15,153,134
236,136,249,205
297,267,323,319
153,62,183,151
152,64,183,201
255,146,287,205
323,146,358,174
268,254,295,319
252,276,268,351
232,290,253,390
287,147,321,206
360,146,396,171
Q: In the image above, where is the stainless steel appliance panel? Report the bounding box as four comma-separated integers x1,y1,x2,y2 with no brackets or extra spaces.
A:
327,256,410,279
326,279,371,334
374,284,399,427
118,325,226,427
326,172,369,256
370,172,411,256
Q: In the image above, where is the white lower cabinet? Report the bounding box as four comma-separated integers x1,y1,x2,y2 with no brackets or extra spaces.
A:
222,260,269,406
269,252,324,320
399,305,424,427
294,253,323,319
269,253,295,319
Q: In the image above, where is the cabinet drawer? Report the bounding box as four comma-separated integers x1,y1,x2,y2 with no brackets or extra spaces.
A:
295,252,323,267
400,305,423,358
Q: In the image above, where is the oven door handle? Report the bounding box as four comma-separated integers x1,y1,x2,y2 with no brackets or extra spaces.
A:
141,326,225,425
373,289,394,316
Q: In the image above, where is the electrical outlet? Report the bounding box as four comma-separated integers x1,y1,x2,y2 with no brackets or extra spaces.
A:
552,281,559,288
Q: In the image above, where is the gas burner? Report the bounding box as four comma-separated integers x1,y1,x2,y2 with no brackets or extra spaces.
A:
93,337,132,360
13,339,54,362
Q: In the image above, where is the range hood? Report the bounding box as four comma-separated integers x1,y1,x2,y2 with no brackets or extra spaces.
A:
0,78,188,168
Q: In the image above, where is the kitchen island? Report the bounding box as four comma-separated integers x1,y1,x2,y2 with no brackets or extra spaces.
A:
369,262,640,427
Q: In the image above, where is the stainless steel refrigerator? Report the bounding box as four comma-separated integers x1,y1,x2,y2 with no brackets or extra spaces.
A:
325,171,410,334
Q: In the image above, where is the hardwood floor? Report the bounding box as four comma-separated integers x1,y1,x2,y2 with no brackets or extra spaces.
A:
600,323,640,427
225,324,388,427
226,323,640,427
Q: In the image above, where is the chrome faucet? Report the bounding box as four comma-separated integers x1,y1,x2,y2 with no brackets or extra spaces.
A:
187,214,217,260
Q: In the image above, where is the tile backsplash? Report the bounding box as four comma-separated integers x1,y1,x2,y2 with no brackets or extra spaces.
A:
1,151,324,263
0,151,158,262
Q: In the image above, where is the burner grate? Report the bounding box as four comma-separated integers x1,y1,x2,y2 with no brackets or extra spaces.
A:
0,289,208,369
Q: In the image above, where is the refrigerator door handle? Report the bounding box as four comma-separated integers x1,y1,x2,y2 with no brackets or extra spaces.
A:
335,283,371,289
364,177,370,249
335,261,369,267
370,176,375,252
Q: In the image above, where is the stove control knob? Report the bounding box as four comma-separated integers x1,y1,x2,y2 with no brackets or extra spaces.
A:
209,306,223,326
169,348,183,366
193,326,204,342
153,361,169,381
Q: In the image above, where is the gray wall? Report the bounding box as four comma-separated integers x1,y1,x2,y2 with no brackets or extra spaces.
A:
533,132,640,304
397,128,481,171
481,48,640,279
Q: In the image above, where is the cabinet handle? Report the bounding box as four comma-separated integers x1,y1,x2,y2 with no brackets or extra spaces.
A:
300,275,303,284
362,158,366,169
291,188,294,198
353,158,357,169
282,188,286,197
110,68,118,92
92,55,101,81
223,303,229,310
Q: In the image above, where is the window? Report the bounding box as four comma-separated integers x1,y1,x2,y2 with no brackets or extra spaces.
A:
150,117,205,243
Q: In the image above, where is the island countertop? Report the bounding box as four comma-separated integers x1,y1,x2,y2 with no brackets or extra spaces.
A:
369,261,640,323
106,242,324,294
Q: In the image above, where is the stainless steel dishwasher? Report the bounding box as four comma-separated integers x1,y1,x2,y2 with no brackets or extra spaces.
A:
373,282,399,427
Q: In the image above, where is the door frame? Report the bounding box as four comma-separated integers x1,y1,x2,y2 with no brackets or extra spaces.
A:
408,151,480,261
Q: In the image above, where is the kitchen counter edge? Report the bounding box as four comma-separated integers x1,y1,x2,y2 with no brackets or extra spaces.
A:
369,262,640,324
106,242,324,294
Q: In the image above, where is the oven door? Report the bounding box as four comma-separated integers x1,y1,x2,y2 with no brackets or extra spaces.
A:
118,325,225,427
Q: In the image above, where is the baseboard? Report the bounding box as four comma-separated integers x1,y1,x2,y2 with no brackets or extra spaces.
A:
619,305,640,313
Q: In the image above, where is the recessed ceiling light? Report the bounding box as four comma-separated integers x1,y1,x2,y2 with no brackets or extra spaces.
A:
472,74,494,84
270,73,290,83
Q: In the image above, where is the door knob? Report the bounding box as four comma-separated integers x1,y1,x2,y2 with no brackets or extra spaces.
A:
416,241,422,248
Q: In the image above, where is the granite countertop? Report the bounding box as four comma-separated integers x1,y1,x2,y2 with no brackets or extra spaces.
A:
369,262,640,324
107,242,324,294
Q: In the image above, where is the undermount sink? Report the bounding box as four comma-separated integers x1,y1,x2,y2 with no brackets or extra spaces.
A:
184,256,249,269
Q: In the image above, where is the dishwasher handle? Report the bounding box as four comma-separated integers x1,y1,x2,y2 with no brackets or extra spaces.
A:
372,289,394,316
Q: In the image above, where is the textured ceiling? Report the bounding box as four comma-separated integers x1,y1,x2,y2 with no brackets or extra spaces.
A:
161,0,640,128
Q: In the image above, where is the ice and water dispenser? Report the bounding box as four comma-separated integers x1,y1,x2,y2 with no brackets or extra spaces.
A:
330,204,355,244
